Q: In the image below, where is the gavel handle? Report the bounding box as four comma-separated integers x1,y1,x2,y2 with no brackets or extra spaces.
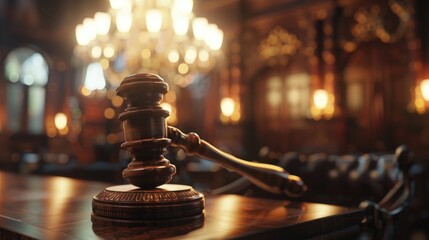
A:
168,126,307,197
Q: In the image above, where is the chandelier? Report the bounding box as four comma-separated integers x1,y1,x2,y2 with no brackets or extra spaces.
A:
74,0,224,92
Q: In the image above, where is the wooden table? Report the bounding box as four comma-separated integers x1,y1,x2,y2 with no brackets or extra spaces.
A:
0,171,365,239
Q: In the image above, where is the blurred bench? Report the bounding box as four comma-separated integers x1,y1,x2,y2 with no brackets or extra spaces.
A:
212,145,415,239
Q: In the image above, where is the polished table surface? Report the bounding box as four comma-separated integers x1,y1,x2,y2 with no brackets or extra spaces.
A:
0,171,365,239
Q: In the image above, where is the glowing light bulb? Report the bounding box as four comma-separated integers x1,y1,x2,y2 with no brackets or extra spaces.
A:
116,11,132,33
146,9,163,33
221,98,235,117
172,12,190,36
94,12,111,36
83,18,97,41
421,79,429,101
75,24,90,45
192,18,208,41
168,50,180,63
313,89,329,110
54,113,67,130
184,47,197,64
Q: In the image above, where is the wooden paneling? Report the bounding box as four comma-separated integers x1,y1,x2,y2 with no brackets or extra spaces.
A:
240,0,424,155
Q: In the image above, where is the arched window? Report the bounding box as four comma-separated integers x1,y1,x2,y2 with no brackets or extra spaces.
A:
4,47,49,134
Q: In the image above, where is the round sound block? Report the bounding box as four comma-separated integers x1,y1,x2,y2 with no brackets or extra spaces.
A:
91,184,205,226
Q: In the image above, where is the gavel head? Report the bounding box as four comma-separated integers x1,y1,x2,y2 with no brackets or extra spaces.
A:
116,73,176,189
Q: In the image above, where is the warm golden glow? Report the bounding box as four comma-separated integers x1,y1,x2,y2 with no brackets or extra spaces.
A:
168,50,180,63
83,18,97,41
172,0,193,14
344,42,357,52
168,113,178,125
313,89,329,110
161,102,172,113
91,46,102,58
199,49,209,62
54,113,67,130
141,49,151,59
100,58,109,70
221,98,235,117
311,106,322,121
104,108,115,119
267,76,282,107
231,109,241,123
84,62,106,91
172,12,190,36
116,11,132,33
192,17,208,41
81,86,92,96
47,177,76,216
306,203,340,217
109,0,127,10
58,126,69,135
178,63,189,74
161,102,178,125
420,79,429,101
75,0,224,88
259,26,301,66
106,89,116,99
146,9,163,33
311,89,335,120
111,96,124,107
205,24,224,50
75,24,89,46
324,104,335,119
350,3,409,44
165,91,177,102
210,195,257,238
415,98,425,114
94,12,111,36
47,127,57,138
184,47,197,64
103,45,115,58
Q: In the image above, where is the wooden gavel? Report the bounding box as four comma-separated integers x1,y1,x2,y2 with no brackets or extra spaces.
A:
117,73,307,197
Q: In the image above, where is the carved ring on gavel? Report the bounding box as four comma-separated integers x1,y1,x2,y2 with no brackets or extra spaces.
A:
117,73,307,197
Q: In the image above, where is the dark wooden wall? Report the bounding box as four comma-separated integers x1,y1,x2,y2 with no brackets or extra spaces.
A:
199,0,429,159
